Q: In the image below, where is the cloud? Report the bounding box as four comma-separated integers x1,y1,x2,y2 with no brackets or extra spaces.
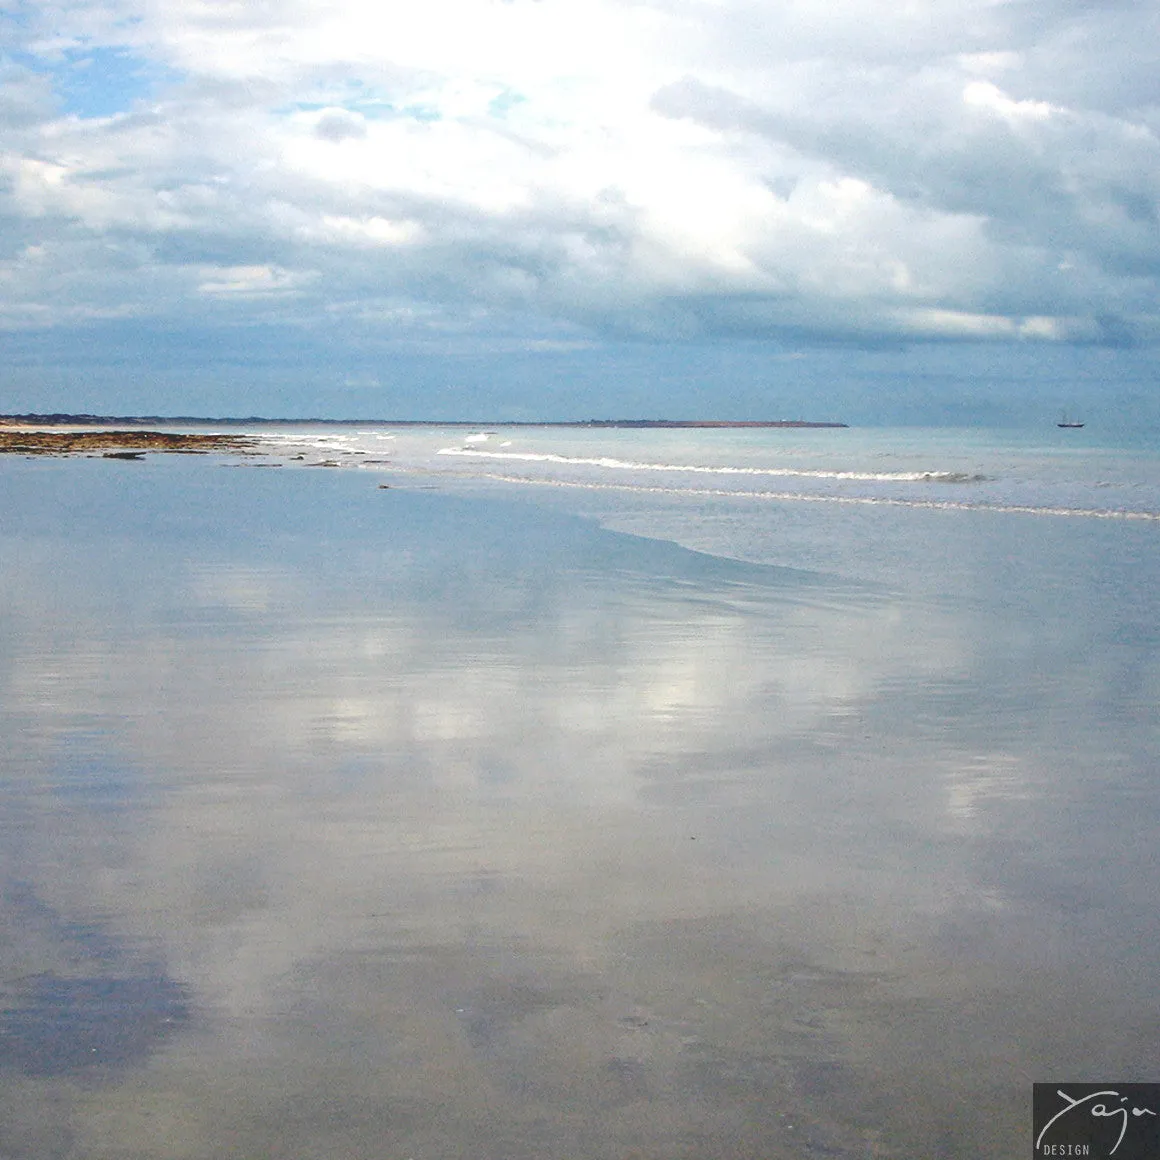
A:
1,0,1159,361
195,263,311,297
312,107,367,143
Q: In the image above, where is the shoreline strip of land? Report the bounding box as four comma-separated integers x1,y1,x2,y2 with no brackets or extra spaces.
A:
1,414,848,430
0,430,260,456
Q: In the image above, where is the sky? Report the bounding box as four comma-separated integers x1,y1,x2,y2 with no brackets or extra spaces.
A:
1,0,1159,422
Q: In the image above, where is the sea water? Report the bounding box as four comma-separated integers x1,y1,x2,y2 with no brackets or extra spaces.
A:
1,424,1158,1159
250,420,1160,571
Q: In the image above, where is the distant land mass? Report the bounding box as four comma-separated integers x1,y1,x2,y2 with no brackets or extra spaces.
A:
1,414,847,429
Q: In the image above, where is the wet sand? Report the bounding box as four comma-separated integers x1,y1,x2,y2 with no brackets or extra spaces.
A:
0,454,1157,1159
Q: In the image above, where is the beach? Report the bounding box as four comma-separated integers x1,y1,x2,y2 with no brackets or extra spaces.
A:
0,430,258,456
1,424,1158,1158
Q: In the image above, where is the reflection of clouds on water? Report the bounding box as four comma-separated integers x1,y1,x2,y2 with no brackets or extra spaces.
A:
0,559,1039,1078
941,752,1035,831
187,564,291,614
2,464,1158,1157
0,498,991,1029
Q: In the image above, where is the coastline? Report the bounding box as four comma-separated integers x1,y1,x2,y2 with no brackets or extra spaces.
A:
0,413,848,430
0,430,259,456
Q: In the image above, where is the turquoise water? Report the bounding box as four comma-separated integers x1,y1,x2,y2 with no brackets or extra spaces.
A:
1,429,1158,1158
246,420,1160,522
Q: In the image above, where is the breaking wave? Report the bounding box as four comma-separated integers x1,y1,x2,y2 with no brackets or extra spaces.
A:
437,447,988,484
468,472,1160,521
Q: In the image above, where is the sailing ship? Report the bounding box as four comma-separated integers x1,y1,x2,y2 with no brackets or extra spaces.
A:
1057,412,1085,429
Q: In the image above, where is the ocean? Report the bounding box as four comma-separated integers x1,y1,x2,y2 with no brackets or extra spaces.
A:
1,422,1158,1158
248,420,1160,578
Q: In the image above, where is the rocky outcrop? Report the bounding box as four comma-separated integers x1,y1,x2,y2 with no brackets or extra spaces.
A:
0,431,257,456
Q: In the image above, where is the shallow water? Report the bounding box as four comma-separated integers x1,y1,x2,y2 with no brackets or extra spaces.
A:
248,420,1160,524
1,445,1158,1158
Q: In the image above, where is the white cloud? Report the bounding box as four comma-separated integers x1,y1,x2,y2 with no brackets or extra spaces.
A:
2,0,1159,352
195,264,310,297
961,80,1057,122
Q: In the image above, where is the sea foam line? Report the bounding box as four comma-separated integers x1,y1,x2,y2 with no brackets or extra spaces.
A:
437,447,985,483
469,472,1160,521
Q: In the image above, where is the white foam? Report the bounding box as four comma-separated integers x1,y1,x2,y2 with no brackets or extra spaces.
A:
436,446,984,483
469,472,1160,521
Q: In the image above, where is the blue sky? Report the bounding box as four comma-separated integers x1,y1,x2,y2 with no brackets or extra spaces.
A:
1,0,1158,423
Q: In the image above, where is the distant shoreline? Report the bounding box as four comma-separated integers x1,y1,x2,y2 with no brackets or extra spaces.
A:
1,414,847,430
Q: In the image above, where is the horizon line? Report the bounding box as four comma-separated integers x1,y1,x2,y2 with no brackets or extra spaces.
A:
1,413,849,429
